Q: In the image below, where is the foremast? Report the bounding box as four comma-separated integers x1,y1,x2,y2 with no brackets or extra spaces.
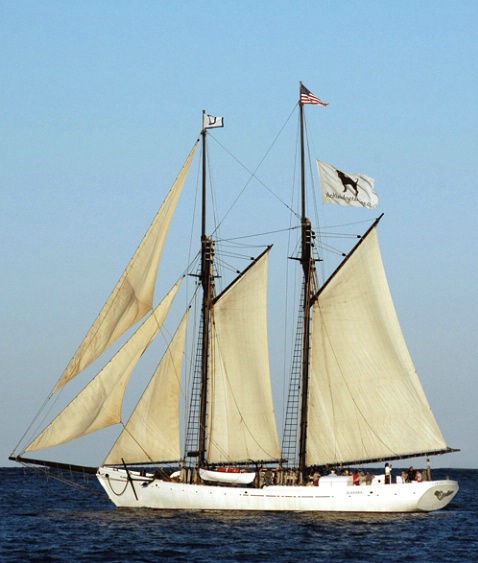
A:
198,112,215,468
190,112,281,471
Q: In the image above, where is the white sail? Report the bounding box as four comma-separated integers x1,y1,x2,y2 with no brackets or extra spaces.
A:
26,280,181,452
306,226,448,466
207,249,281,463
54,144,198,392
104,311,189,465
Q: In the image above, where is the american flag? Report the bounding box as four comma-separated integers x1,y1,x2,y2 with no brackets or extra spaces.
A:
300,83,328,106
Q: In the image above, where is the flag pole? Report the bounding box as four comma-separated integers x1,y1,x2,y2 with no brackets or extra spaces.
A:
299,82,306,221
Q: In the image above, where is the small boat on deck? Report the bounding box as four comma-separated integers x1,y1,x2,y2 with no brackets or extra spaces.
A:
199,468,256,485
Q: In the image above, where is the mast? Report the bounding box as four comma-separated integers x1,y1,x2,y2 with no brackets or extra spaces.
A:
298,83,315,480
198,111,215,468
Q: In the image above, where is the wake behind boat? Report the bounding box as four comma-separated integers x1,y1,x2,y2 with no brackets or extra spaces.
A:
10,84,459,512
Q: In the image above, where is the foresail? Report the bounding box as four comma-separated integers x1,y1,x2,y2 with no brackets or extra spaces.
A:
307,225,449,466
104,310,189,465
54,143,198,392
25,280,182,453
207,249,281,463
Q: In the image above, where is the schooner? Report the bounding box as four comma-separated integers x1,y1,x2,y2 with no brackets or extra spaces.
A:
10,84,459,512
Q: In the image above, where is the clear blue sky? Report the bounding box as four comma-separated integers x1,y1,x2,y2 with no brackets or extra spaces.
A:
2,1,477,468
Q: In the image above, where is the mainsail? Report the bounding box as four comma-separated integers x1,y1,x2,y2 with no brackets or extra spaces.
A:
25,280,181,453
54,143,198,392
306,224,448,466
207,248,281,463
104,310,189,465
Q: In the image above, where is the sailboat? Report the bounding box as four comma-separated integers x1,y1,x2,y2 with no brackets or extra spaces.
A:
10,85,459,512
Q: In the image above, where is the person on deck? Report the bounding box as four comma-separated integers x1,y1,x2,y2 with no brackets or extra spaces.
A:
384,463,392,484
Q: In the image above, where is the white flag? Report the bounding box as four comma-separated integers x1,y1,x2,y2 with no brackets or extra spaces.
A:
203,114,224,129
317,160,378,209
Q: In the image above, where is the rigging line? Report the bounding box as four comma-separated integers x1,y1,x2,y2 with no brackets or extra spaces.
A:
303,115,321,231
182,291,200,436
216,250,264,260
213,261,245,276
12,376,69,456
112,308,189,466
318,232,363,239
218,225,299,243
181,285,201,378
217,241,267,249
323,218,378,230
203,136,228,292
316,242,349,257
207,105,301,236
280,115,303,426
145,306,196,434
282,224,298,426
217,254,263,266
166,304,196,410
218,250,268,264
185,150,202,305
108,423,154,465
24,463,106,499
207,139,223,243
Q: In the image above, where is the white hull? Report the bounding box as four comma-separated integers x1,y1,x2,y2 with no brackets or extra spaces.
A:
97,467,459,513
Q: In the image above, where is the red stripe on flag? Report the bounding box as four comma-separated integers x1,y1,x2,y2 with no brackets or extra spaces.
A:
300,84,328,106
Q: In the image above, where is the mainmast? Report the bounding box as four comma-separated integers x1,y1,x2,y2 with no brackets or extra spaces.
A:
298,83,317,480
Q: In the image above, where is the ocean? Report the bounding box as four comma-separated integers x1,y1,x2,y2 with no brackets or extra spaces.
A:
1,467,476,562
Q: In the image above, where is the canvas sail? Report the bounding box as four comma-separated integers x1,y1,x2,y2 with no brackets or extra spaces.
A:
25,280,181,453
306,226,448,466
104,311,189,465
54,144,198,392
206,249,281,463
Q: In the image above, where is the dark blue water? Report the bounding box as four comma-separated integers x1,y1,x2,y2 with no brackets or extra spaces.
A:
1,468,476,562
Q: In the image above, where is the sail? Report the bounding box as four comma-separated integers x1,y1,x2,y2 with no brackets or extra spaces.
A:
54,143,198,392
207,249,281,463
25,280,181,453
104,311,189,465
306,226,448,466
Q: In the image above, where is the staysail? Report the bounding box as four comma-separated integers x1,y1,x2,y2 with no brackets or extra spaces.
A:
206,248,281,463
306,224,448,466
54,143,198,392
25,280,182,453
104,310,189,465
